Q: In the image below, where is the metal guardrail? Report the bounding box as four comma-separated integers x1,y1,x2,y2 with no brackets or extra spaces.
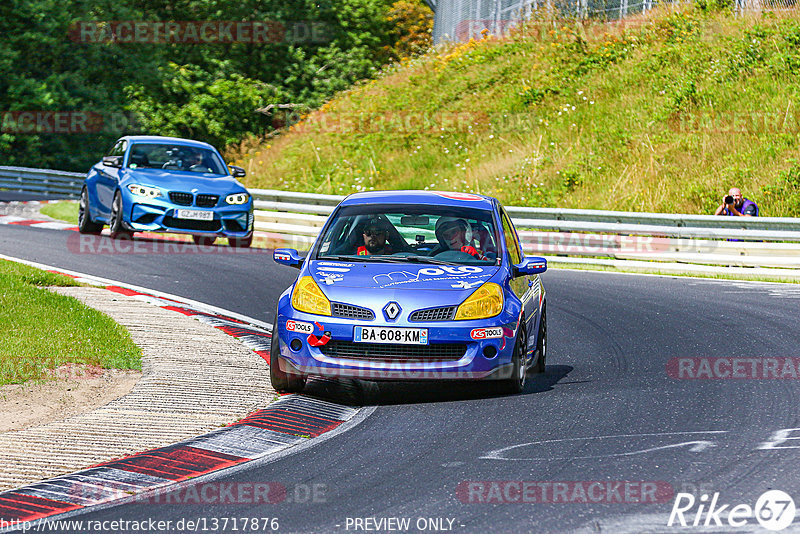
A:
0,166,84,199
3,167,800,274
248,188,800,273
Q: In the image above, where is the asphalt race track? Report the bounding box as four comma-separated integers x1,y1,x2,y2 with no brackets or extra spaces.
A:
4,223,800,533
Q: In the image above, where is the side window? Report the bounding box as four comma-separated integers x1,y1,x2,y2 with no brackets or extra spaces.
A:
501,209,522,264
107,140,126,157
106,141,121,157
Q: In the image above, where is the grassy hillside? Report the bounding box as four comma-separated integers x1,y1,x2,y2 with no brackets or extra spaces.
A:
231,5,800,216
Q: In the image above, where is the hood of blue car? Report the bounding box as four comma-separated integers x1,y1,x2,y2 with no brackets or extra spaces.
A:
122,168,245,194
308,260,499,292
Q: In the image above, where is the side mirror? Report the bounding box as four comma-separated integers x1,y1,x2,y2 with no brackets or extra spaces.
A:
229,165,246,178
273,248,304,268
514,256,547,277
103,155,123,168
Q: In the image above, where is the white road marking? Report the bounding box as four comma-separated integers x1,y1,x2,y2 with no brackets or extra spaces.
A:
481,431,728,461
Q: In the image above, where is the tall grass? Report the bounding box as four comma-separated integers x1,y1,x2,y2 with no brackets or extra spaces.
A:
231,5,800,216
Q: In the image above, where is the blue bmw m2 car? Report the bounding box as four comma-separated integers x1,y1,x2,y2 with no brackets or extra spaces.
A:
79,135,254,247
271,190,547,394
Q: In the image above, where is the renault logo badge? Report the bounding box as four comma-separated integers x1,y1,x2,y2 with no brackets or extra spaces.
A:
383,302,401,321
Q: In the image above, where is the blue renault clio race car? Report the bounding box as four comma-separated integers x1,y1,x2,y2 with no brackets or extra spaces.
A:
78,135,254,247
271,190,547,394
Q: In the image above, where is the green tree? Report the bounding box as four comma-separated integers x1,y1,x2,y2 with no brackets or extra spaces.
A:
0,0,427,171
125,62,287,148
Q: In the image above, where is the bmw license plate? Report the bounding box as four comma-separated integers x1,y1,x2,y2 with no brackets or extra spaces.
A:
175,209,214,221
354,326,428,345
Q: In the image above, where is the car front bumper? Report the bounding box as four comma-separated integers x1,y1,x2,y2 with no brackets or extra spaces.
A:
273,308,522,381
126,200,253,237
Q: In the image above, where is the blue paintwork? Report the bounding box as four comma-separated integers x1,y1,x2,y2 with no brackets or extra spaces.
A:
273,190,547,382
82,135,253,238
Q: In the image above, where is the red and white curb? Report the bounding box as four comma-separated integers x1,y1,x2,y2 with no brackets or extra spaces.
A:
0,395,357,525
0,256,363,528
0,214,78,232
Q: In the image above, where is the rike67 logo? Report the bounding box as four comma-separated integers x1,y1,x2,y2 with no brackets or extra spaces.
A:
668,490,796,531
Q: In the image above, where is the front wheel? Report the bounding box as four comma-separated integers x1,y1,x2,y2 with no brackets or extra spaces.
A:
109,191,132,239
78,187,103,235
533,307,547,374
269,320,306,393
499,324,527,394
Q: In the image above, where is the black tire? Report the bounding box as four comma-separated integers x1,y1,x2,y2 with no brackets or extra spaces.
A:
269,322,306,393
533,307,547,374
499,323,527,394
228,232,253,248
109,191,132,239
192,235,217,246
78,187,103,235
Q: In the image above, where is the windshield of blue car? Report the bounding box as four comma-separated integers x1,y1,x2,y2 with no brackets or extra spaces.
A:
126,143,228,175
315,204,501,265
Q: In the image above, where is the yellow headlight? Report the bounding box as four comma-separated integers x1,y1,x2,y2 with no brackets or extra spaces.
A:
454,282,504,320
291,276,331,316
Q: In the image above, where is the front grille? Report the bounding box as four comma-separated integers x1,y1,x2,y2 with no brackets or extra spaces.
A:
196,194,219,207
169,192,193,206
162,216,221,231
332,303,375,320
319,341,467,362
409,306,457,322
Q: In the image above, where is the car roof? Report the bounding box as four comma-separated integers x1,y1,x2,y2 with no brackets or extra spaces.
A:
340,190,496,210
122,136,216,150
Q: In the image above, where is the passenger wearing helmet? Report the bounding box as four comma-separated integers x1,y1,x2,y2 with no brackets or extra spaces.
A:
357,217,393,255
435,217,487,260
471,222,497,255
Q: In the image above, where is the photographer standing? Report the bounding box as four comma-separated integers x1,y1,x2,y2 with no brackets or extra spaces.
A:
714,187,759,217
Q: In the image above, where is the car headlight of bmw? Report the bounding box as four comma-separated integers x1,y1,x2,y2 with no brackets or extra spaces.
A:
455,282,504,320
291,276,331,316
225,193,250,205
127,184,162,198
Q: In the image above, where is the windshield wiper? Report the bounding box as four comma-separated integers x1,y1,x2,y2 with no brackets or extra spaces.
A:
389,255,460,265
317,255,410,263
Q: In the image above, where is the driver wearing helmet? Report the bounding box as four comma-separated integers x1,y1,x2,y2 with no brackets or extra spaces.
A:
435,217,487,260
357,217,393,256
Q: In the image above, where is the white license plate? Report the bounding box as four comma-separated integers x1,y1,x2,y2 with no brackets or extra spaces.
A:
175,209,214,221
354,326,428,345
